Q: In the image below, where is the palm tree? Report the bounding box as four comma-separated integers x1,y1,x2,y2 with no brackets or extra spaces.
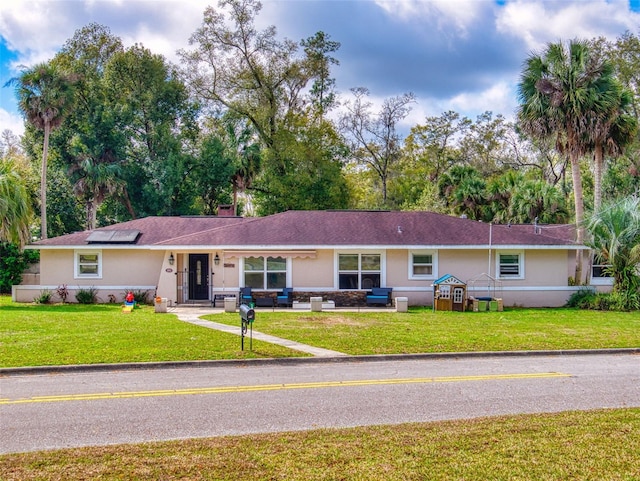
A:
0,158,33,246
591,86,638,212
509,179,569,224
517,39,619,284
586,195,640,302
69,156,125,230
487,170,523,223
453,176,488,221
10,63,76,239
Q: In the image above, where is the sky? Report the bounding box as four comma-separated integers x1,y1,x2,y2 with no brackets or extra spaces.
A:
1,0,640,138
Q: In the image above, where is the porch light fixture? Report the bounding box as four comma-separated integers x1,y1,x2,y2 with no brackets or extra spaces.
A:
214,253,220,266
168,253,175,265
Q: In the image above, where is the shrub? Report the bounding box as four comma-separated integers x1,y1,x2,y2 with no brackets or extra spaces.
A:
568,288,640,311
607,290,640,311
56,284,69,303
75,286,99,304
565,288,596,308
591,292,612,310
0,242,39,293
33,289,53,304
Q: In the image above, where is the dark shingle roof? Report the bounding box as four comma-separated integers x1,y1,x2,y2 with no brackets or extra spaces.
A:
33,211,578,248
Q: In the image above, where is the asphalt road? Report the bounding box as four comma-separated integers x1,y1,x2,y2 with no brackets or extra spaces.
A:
1,353,639,454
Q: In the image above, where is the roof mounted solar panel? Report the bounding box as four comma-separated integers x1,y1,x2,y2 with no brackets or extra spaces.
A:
86,229,140,244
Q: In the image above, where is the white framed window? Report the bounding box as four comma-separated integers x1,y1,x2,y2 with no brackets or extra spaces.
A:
496,250,524,279
591,263,613,285
338,253,381,289
409,251,437,279
243,256,287,289
74,250,102,279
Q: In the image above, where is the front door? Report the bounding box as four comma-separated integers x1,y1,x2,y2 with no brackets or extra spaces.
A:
188,254,210,301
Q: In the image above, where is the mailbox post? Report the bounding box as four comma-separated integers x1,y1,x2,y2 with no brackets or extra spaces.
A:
239,304,255,351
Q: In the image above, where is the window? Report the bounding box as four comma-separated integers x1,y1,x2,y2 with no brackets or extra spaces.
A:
243,256,287,289
338,253,381,289
75,250,102,279
592,264,611,278
410,252,436,279
497,251,523,279
591,262,613,285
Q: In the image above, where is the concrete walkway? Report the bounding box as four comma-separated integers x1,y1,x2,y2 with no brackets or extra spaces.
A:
170,307,348,358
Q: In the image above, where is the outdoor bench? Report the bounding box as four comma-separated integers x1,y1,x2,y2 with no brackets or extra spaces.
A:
365,287,393,306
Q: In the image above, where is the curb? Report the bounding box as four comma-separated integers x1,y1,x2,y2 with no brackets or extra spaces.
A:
1,348,638,377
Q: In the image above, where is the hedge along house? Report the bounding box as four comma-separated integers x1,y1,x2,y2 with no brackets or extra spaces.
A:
13,210,599,307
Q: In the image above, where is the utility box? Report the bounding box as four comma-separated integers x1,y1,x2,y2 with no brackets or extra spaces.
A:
310,296,323,312
154,297,168,313
395,297,408,313
224,297,236,313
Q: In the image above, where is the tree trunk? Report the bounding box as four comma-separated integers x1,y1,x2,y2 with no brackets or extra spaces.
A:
40,123,50,239
570,153,585,284
593,142,604,213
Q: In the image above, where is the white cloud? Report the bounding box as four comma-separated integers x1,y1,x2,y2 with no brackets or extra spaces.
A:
0,108,25,137
373,0,486,36
496,0,640,51
0,0,76,56
448,81,518,121
0,0,205,71
114,1,205,63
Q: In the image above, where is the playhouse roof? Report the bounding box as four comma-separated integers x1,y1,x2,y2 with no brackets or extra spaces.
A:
433,274,466,285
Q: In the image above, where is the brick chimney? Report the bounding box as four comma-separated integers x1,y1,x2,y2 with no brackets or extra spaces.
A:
217,204,235,217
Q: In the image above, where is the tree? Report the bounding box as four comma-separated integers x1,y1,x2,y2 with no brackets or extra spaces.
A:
608,31,640,119
180,0,343,212
52,24,131,225
509,179,569,224
340,87,415,205
301,31,340,122
9,63,76,238
517,39,618,284
0,158,33,246
0,242,39,294
181,0,311,151
0,130,23,159
590,85,637,212
68,157,127,229
458,112,512,176
255,115,350,215
104,43,199,218
44,168,84,237
210,115,261,216
486,170,523,223
404,111,470,182
586,195,640,307
437,165,480,210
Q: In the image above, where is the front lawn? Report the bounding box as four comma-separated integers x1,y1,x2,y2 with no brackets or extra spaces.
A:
2,295,639,367
206,307,640,355
0,298,303,367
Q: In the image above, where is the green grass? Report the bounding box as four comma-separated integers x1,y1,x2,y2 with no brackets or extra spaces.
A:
0,299,304,367
205,307,640,355
2,295,639,367
1,408,638,480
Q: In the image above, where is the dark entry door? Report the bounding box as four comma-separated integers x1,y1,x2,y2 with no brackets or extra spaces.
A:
188,254,209,300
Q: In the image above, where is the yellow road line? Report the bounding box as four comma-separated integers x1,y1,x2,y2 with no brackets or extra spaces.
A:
0,372,571,405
